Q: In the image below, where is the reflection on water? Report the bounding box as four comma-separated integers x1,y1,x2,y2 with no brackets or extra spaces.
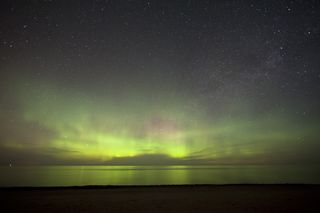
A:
0,165,320,186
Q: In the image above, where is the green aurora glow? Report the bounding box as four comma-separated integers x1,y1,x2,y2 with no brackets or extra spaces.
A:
1,79,319,165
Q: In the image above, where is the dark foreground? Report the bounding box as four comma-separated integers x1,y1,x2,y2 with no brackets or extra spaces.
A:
1,185,319,213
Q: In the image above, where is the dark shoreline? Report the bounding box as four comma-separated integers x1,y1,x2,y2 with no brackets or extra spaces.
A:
2,184,319,212
1,183,319,190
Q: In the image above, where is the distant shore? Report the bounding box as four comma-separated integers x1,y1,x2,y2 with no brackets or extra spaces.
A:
2,184,319,212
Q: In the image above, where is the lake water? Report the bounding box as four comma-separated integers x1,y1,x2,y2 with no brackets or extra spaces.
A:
1,165,319,187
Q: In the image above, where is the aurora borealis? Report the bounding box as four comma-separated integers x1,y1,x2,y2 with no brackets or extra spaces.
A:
1,0,320,166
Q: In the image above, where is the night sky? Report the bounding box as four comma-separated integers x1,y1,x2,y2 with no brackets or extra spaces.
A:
1,0,320,165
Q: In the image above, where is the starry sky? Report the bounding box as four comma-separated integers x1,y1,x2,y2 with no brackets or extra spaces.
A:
0,0,320,165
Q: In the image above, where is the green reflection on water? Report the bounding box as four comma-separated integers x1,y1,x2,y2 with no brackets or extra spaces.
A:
1,165,320,187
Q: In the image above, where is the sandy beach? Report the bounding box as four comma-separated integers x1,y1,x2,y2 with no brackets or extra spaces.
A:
1,185,319,212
